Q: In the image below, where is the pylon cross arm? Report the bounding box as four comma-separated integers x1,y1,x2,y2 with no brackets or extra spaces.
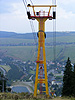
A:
38,79,45,83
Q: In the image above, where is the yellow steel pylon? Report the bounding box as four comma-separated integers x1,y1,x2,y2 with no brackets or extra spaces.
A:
27,4,56,97
34,18,49,97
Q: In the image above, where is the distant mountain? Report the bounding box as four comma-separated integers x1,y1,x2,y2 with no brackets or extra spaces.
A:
46,31,75,37
0,31,75,39
0,31,34,39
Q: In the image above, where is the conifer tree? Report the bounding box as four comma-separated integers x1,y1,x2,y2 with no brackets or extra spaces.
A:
62,57,73,96
72,64,75,97
0,72,6,92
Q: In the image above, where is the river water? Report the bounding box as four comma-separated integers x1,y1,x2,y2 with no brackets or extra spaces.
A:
12,86,29,93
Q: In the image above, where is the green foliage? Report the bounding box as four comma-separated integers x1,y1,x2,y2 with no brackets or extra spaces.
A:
55,76,62,80
55,87,62,96
0,72,6,92
72,64,75,97
0,65,11,72
62,57,75,97
0,80,2,92
6,64,24,81
14,94,18,100
7,87,11,92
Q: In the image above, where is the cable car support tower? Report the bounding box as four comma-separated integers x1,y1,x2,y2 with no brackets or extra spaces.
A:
27,4,56,97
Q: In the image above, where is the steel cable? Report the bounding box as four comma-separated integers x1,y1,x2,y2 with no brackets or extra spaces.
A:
22,0,38,57
53,0,56,64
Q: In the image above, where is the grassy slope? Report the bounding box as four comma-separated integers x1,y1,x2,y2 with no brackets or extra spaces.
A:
46,45,75,63
0,35,75,63
0,38,34,45
0,45,75,63
46,35,75,42
0,46,36,61
0,65,11,72
0,35,75,44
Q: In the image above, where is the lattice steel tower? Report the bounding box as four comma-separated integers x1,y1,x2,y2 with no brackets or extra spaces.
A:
27,4,56,97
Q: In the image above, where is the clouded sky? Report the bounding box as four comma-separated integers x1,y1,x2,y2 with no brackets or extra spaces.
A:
0,0,75,33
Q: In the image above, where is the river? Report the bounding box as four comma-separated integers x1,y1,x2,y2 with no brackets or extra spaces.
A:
12,86,29,93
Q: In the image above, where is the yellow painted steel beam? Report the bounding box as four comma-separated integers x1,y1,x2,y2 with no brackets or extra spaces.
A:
38,79,45,83
34,18,49,97
42,91,46,93
34,63,39,97
27,5,57,7
48,7,51,16
34,36,40,97
32,7,36,16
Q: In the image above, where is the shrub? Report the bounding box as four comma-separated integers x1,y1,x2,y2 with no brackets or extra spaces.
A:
0,94,2,100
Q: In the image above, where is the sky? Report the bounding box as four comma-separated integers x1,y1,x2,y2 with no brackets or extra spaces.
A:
0,0,75,33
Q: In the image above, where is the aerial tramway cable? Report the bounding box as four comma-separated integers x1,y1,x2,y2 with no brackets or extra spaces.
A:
22,0,28,11
52,0,56,65
30,0,33,5
22,0,38,55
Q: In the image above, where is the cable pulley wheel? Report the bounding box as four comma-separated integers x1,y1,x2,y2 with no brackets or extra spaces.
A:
37,30,46,38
